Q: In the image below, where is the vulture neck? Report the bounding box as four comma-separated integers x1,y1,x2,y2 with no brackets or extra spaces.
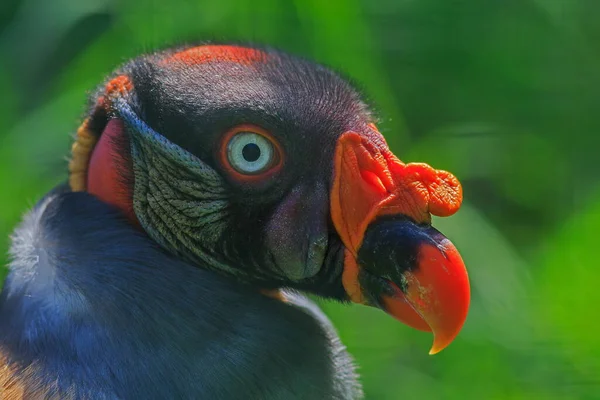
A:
0,186,351,398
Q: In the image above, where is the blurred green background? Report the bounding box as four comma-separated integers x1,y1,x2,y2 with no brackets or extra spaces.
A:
1,0,599,398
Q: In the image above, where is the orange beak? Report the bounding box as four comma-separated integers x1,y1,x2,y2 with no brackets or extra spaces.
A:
330,130,470,354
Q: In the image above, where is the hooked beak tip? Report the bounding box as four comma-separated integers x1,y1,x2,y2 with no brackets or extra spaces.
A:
349,220,470,354
405,239,470,354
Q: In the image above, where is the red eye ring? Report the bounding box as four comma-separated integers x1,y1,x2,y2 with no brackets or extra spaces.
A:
218,124,284,182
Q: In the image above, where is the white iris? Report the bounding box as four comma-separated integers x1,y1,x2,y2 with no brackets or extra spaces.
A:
227,132,274,174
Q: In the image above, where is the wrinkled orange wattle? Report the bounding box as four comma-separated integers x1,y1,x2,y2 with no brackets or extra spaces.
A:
330,129,469,354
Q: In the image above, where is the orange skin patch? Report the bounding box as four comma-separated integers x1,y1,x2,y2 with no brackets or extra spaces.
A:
68,118,98,192
105,75,133,98
162,45,267,66
331,130,462,255
260,289,286,302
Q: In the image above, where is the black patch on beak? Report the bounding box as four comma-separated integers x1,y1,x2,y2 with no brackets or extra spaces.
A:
355,216,436,306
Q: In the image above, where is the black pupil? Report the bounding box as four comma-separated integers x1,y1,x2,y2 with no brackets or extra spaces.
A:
242,143,261,162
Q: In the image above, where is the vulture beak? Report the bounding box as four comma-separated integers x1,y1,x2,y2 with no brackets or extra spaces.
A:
331,131,470,354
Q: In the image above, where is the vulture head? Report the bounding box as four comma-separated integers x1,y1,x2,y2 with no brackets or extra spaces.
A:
68,44,470,355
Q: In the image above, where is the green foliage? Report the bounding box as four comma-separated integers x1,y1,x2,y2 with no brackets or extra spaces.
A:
1,0,598,397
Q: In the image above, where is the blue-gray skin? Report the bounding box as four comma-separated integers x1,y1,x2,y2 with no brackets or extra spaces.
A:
0,186,361,399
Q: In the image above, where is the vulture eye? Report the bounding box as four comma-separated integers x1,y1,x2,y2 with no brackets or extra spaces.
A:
227,132,274,174
219,124,283,180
